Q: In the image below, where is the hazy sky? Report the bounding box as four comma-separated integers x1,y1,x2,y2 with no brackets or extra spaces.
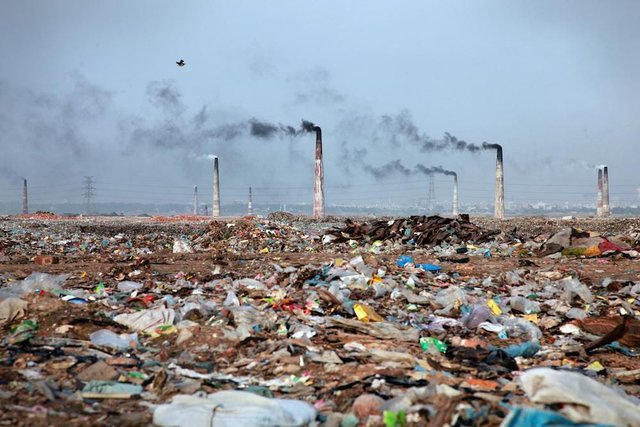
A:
1,1,639,211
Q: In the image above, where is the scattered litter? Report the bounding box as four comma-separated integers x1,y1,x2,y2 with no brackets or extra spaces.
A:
0,215,639,425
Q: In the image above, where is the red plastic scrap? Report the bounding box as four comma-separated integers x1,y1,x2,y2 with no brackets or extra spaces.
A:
128,294,155,308
598,239,625,253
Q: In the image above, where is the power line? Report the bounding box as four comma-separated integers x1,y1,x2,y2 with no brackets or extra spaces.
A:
83,176,95,214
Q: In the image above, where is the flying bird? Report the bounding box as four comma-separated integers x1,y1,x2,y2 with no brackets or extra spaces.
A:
176,59,186,67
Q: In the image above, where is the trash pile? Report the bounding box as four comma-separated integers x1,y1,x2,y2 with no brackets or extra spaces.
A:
191,219,322,253
540,227,640,258
0,215,639,426
0,218,201,261
323,215,500,249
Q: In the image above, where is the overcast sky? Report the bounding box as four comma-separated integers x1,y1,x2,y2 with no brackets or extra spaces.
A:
1,0,639,211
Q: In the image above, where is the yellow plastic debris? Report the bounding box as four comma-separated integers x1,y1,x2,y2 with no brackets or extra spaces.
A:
149,325,178,338
260,248,269,253
523,314,538,324
368,276,383,286
586,361,605,372
487,299,502,316
354,303,385,322
584,246,601,257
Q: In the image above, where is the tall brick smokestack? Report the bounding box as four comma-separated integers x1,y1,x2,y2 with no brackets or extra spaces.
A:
22,178,28,215
212,156,221,217
494,145,504,219
193,185,198,215
248,187,253,216
597,168,603,217
602,166,610,217
452,173,459,216
313,126,325,218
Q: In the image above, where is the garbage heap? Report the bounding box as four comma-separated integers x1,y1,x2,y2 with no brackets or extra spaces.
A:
0,215,640,427
539,226,640,258
191,219,321,253
327,215,495,245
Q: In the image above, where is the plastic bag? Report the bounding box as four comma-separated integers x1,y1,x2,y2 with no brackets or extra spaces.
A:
499,316,542,341
0,298,28,324
519,368,640,426
560,278,593,304
153,390,317,427
89,329,138,350
224,291,240,307
499,341,541,358
565,307,587,320
461,304,493,329
506,296,540,314
225,306,276,340
434,287,468,315
117,281,143,292
10,272,69,296
173,238,194,253
114,308,176,334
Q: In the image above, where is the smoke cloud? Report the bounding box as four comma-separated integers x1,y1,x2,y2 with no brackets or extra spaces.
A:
147,80,184,115
291,67,345,105
415,164,457,177
0,73,499,212
361,158,458,181
0,166,21,184
248,119,317,139
362,159,413,179
128,80,318,155
378,110,499,153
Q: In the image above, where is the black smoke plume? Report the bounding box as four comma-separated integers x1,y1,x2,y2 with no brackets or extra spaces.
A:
363,159,413,179
378,110,500,153
361,159,459,181
444,132,481,152
249,119,317,139
482,142,502,150
415,164,457,177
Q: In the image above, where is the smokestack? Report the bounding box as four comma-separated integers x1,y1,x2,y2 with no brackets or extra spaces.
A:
602,166,610,217
22,179,28,215
193,185,198,215
452,174,459,216
427,174,435,212
494,146,504,219
312,126,325,218
597,168,603,217
212,157,221,217
247,187,253,216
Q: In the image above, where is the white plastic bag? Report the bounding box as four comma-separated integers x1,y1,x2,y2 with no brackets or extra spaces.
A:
153,390,317,427
520,368,640,426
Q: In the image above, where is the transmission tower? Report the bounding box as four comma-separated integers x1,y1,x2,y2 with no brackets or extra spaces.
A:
83,176,95,214
427,174,435,212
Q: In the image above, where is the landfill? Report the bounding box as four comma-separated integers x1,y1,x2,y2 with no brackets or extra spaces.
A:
1,214,640,426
